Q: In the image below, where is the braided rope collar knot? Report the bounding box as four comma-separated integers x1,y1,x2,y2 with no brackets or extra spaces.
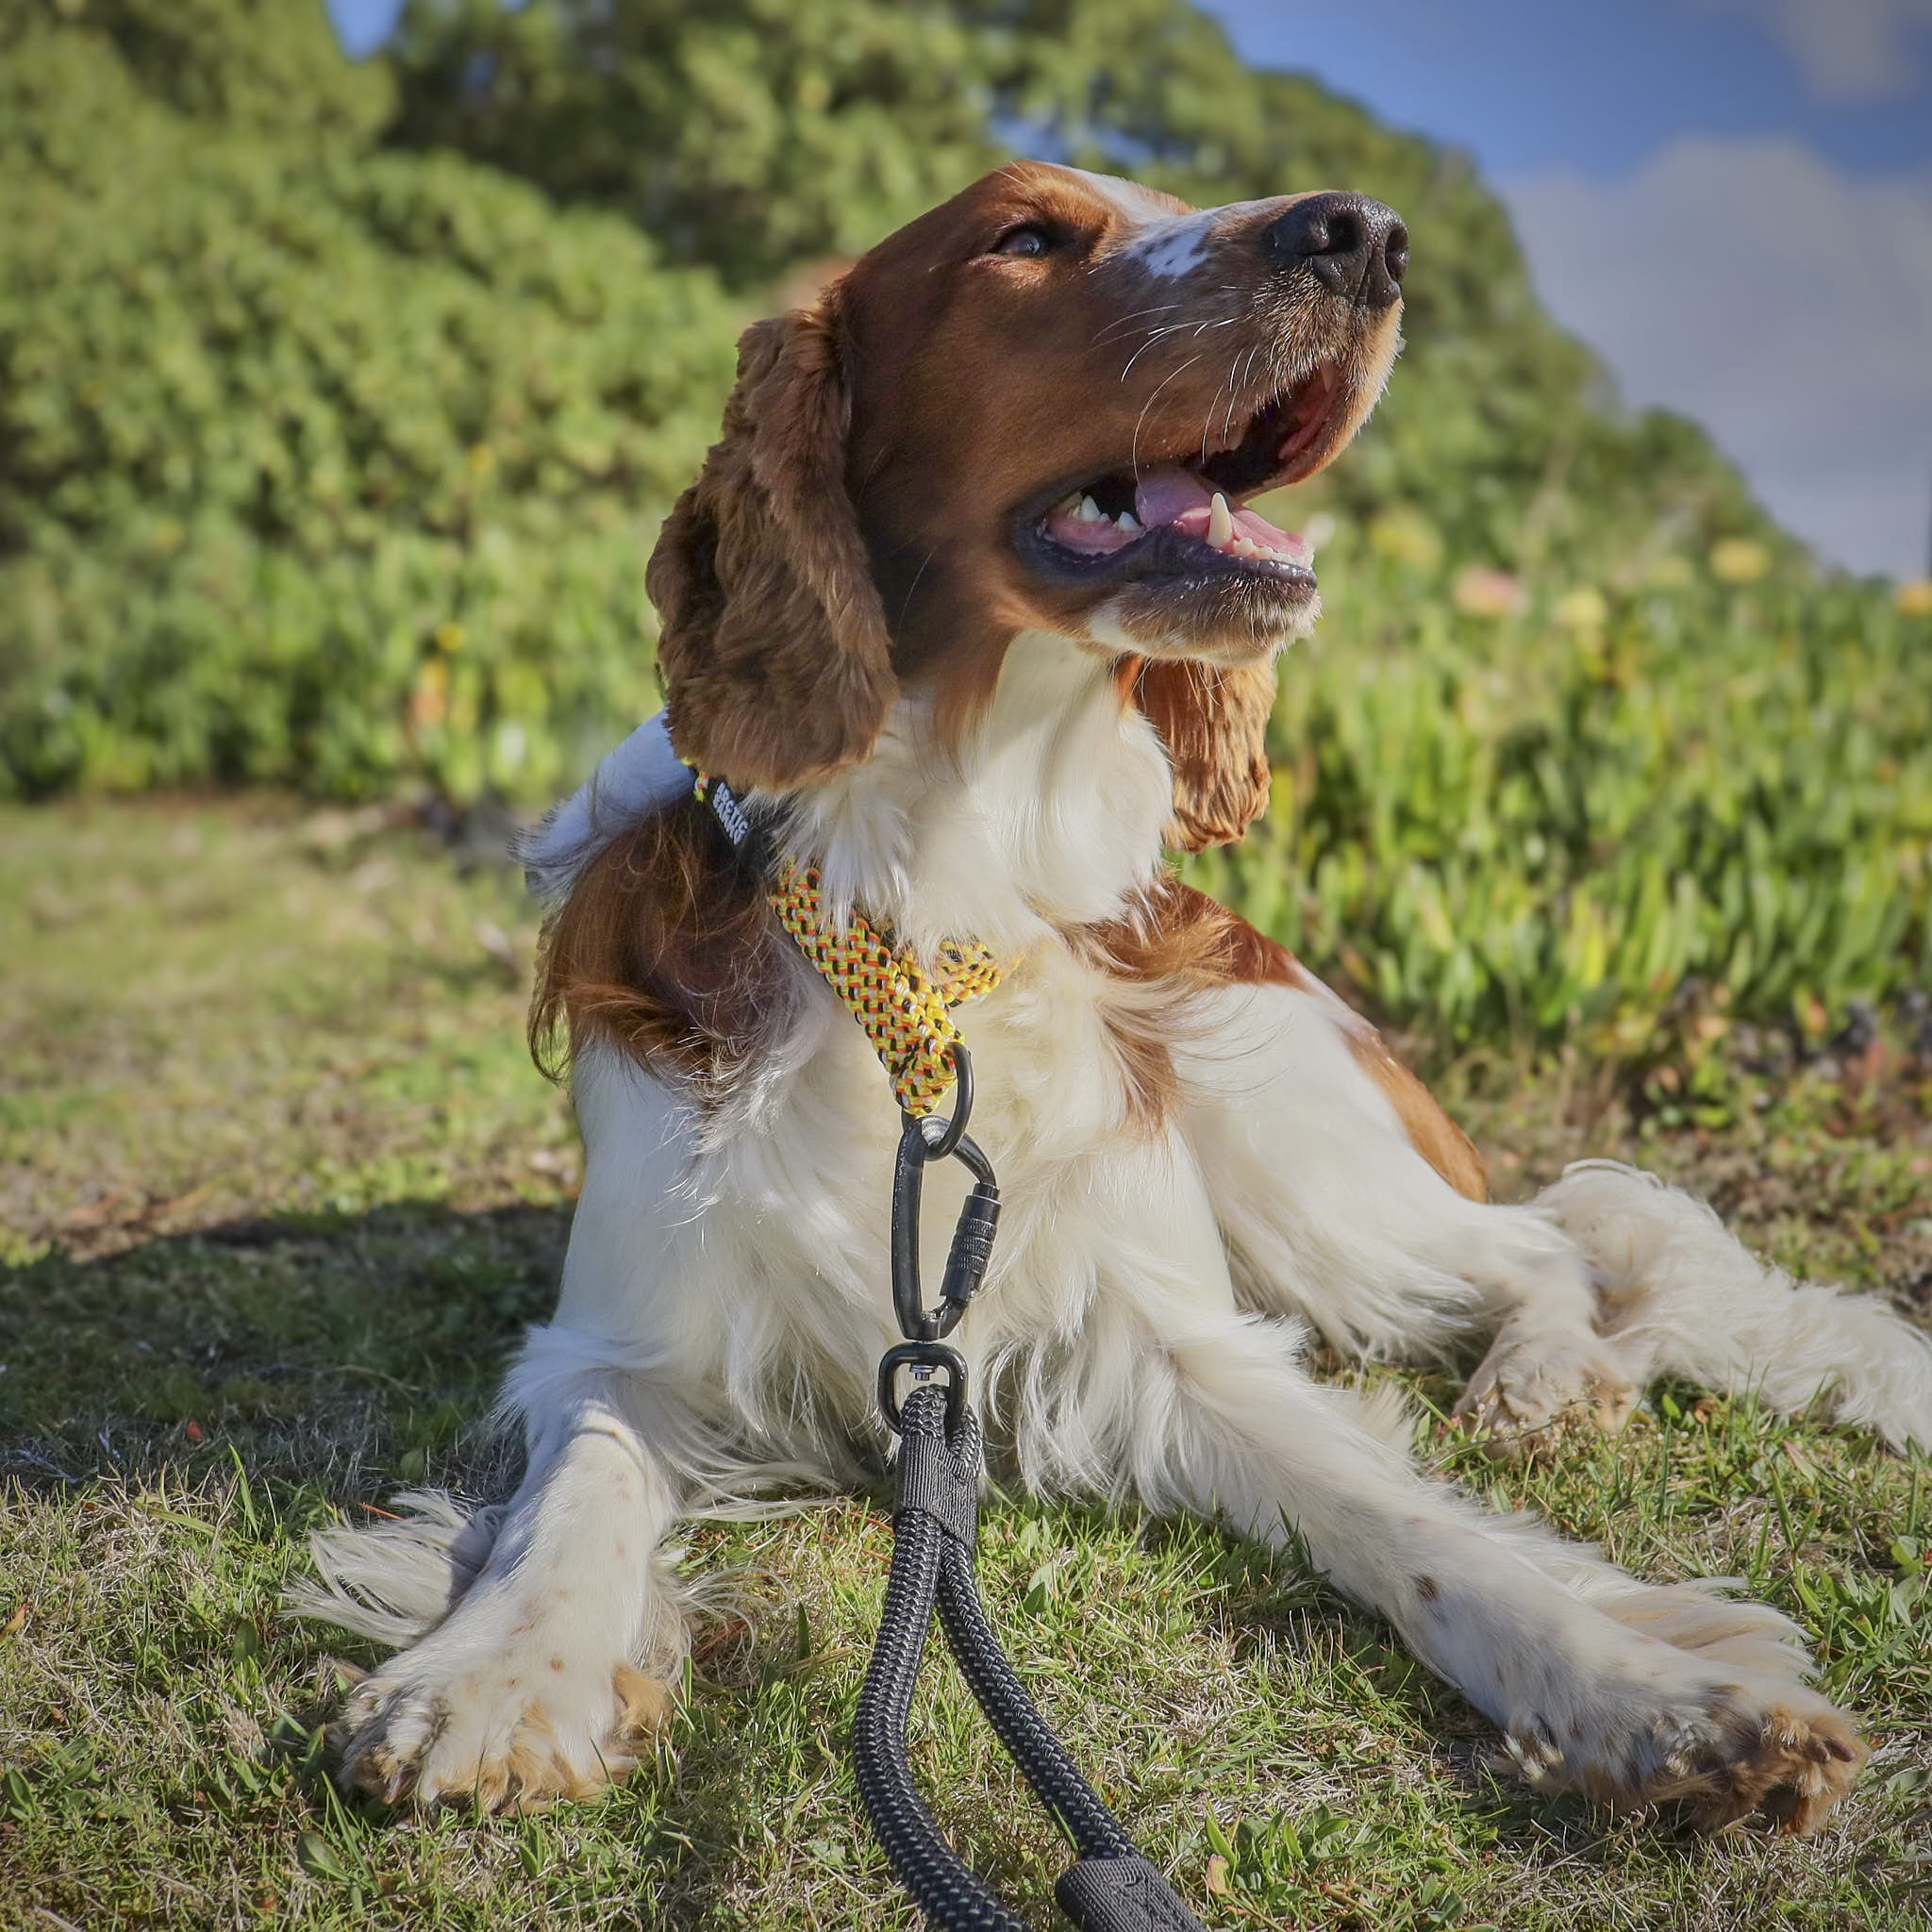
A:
693,771,1012,1115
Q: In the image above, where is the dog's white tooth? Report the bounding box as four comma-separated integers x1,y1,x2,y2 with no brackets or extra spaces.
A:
1117,510,1140,533
1208,491,1234,548
1078,494,1104,523
1232,536,1260,558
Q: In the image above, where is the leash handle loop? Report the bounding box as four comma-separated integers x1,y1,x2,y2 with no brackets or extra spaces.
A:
860,1389,1208,1932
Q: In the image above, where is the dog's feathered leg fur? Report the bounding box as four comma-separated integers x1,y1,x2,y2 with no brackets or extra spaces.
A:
1538,1159,1932,1451
322,1374,688,1810
289,1490,508,1649
1177,972,1931,1454
1118,1286,1867,1832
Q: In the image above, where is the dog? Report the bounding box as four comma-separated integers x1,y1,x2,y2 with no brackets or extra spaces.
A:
295,161,1932,1837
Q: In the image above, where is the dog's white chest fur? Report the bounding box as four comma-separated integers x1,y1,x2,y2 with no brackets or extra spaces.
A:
541,636,1224,1482
782,631,1176,951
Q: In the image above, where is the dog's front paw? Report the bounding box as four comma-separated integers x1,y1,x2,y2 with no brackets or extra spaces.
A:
1456,1324,1637,1454
1667,1685,1868,1833
334,1640,670,1811
1507,1654,1867,1835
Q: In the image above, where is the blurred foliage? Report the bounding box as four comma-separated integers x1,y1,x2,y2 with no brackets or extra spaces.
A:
1187,541,1932,1055
387,0,994,285
4,0,395,136
1,0,1923,1055
383,0,1772,564
1,0,736,802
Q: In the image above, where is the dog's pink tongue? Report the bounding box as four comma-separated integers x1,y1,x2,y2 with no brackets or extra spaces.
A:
1135,464,1312,564
1133,465,1215,528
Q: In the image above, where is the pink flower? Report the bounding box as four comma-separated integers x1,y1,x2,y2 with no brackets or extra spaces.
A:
1451,565,1524,617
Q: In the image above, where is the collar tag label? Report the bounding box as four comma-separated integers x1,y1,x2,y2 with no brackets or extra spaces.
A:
707,775,754,848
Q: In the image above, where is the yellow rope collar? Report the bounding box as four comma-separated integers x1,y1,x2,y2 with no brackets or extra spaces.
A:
693,772,1011,1115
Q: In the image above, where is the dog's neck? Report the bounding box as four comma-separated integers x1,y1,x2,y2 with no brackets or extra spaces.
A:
776,631,1174,956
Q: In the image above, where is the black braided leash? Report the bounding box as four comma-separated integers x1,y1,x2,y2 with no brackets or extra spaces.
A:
853,1089,1206,1932
691,776,1203,1926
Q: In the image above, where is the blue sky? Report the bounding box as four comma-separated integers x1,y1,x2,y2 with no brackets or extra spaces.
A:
326,0,1932,575
1208,0,1932,176
327,0,398,57
1207,1,1932,578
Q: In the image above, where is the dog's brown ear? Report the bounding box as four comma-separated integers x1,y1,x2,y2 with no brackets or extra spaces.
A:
648,298,895,789
1134,658,1277,851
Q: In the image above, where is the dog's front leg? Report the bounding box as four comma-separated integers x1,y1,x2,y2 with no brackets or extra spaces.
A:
1138,1307,1867,1831
332,1377,680,1810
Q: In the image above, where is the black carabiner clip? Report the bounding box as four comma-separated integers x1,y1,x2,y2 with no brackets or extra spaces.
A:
891,1078,1000,1343
908,1042,974,1160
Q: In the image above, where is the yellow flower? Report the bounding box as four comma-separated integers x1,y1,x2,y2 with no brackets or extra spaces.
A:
1555,586,1607,632
1368,506,1443,571
1895,577,1932,618
1709,537,1770,584
1450,564,1524,617
433,620,465,653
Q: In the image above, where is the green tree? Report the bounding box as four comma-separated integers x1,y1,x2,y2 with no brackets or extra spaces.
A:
0,0,738,801
387,0,998,285
383,0,1772,566
0,0,1776,806
7,0,395,136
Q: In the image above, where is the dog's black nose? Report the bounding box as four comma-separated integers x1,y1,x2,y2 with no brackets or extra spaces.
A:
1266,192,1407,308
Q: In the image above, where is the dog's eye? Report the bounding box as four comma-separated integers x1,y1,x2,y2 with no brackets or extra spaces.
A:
989,225,1054,259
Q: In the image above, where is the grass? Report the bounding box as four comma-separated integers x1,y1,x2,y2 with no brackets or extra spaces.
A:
1194,550,1932,1058
2,796,1930,1930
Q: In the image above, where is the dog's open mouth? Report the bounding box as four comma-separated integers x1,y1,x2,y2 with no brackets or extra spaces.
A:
1015,361,1341,592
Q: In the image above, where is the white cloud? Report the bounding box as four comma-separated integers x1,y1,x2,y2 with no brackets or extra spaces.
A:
1697,0,1932,104
1501,135,1932,577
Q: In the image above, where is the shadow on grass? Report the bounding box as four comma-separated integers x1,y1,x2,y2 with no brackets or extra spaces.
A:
1,1197,811,1923
0,1200,571,1491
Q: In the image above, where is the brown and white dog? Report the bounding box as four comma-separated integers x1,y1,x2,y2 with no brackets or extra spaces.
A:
298,162,1932,1834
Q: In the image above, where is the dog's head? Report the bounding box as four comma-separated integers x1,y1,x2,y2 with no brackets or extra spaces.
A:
650,161,1405,847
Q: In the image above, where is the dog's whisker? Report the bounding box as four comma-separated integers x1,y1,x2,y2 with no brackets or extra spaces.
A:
1221,342,1264,447
1091,301,1186,345
1130,353,1205,473
1118,317,1228,382
1202,355,1241,465
897,547,938,625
